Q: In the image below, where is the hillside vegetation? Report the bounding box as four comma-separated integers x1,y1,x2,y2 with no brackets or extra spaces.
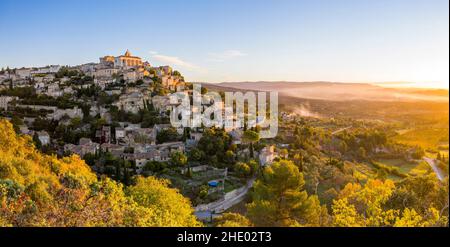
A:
0,119,200,227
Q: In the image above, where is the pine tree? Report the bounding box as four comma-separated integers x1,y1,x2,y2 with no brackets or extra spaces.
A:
247,160,329,226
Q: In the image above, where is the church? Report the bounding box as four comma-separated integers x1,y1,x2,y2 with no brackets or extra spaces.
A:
100,50,143,68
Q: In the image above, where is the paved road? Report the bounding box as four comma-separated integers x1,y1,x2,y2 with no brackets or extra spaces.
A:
195,178,255,220
424,157,445,181
214,179,255,212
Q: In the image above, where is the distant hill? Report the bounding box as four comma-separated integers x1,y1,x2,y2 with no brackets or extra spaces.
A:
202,81,449,102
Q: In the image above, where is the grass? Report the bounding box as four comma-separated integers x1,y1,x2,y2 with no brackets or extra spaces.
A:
376,158,418,174
352,162,376,180
409,161,433,177
371,161,407,178
224,179,243,193
386,174,403,181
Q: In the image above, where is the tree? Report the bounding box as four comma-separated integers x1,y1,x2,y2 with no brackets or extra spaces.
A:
278,149,288,159
234,162,251,178
331,198,361,227
170,151,188,167
322,188,339,208
332,180,395,226
411,146,425,159
331,179,448,227
127,176,201,226
32,132,42,149
144,161,168,174
394,207,446,227
10,116,23,133
242,130,260,158
188,148,203,162
248,159,259,176
197,128,232,166
247,160,329,226
198,185,209,199
141,110,159,128
224,150,235,164
214,213,252,227
387,175,449,217
357,147,367,160
326,158,344,172
185,167,193,178
83,153,96,166
32,117,54,131
292,153,304,172
156,127,180,144
339,141,348,154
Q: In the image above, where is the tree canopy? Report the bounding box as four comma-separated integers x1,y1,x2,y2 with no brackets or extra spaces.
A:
247,160,329,226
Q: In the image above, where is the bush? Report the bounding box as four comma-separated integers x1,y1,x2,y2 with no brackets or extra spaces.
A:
234,162,251,178
144,161,168,174
372,162,407,178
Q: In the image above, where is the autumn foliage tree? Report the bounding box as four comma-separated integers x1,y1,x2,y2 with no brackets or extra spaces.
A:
214,213,252,227
331,179,448,227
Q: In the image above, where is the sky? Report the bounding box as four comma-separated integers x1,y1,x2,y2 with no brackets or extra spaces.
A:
0,0,448,88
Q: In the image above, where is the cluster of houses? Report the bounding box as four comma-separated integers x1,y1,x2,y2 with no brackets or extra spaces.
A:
63,123,188,173
0,50,188,123
1,67,50,90
1,50,281,176
78,50,183,89
0,50,183,99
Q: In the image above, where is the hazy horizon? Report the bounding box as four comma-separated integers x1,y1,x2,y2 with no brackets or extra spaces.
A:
204,80,450,90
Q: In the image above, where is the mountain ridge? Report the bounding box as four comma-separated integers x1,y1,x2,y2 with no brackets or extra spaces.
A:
201,81,449,102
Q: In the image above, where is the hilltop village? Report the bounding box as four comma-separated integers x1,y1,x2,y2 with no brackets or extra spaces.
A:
0,50,279,214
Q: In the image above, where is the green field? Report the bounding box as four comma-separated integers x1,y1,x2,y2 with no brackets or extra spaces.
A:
376,158,419,174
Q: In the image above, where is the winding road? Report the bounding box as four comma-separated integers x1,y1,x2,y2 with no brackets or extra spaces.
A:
424,157,445,181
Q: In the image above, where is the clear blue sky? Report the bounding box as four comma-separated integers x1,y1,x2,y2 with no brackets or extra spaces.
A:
0,0,448,88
